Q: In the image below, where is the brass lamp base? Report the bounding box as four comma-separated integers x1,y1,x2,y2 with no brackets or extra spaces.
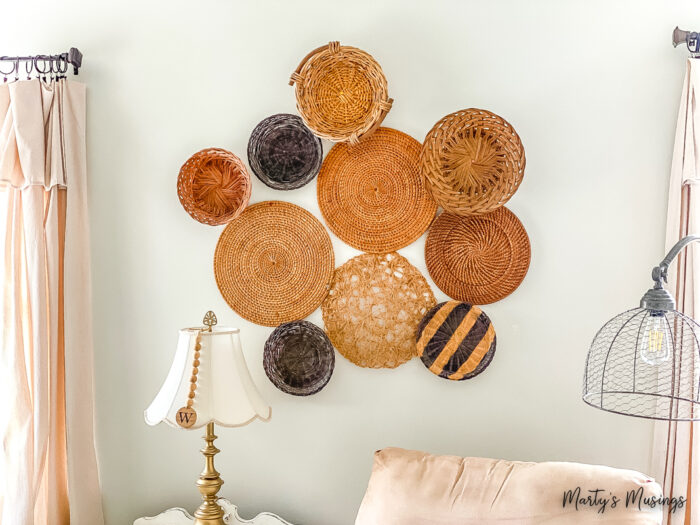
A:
193,422,226,525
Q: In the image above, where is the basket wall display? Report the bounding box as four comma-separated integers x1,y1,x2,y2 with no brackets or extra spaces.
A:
263,321,335,396
214,201,334,326
420,108,525,216
177,148,252,225
416,301,496,381
317,127,437,253
289,41,393,145
322,253,436,369
247,114,323,190
425,207,530,304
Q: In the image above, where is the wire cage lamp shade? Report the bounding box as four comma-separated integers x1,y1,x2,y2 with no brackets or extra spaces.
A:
583,235,700,421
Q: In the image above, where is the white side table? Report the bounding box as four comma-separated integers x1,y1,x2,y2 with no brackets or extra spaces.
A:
134,499,293,525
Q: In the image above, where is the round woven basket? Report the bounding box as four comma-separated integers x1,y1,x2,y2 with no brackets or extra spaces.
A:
263,321,335,396
289,41,393,145
416,301,497,381
317,127,437,253
322,252,436,369
177,148,252,225
425,207,530,304
420,109,525,216
214,201,334,326
247,114,323,190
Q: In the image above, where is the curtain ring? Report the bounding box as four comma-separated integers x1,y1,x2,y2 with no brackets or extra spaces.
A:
25,59,33,80
0,60,15,77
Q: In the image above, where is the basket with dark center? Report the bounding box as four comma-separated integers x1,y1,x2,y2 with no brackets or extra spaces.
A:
289,41,393,145
263,321,335,396
247,114,323,190
420,108,525,216
177,148,252,225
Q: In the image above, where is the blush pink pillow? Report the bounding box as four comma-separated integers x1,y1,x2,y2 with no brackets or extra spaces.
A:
355,448,664,524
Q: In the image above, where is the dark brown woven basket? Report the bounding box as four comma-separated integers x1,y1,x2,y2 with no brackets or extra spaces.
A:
247,114,323,190
263,321,335,396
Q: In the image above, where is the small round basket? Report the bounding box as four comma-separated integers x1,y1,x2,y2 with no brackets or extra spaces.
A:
289,41,393,145
177,148,252,225
425,207,530,304
420,109,525,216
317,127,437,253
263,321,335,396
247,114,323,190
416,301,496,381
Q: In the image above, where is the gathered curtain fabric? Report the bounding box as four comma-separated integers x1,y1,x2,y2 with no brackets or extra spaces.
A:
0,79,103,525
653,57,700,525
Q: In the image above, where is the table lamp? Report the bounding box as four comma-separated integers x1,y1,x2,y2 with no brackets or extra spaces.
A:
145,311,271,525
583,235,700,421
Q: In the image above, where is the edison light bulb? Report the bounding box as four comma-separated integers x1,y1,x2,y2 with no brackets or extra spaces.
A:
640,312,672,365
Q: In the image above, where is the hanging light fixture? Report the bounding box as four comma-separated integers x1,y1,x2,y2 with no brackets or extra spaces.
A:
583,235,700,421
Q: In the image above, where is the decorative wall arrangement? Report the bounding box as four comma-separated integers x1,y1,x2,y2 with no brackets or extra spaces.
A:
176,40,531,394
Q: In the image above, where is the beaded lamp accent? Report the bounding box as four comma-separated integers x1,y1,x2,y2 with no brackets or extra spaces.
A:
322,253,436,368
289,41,393,145
263,321,335,396
247,114,323,190
426,207,530,304
214,201,334,327
177,148,252,225
317,127,437,253
420,109,525,216
416,301,496,381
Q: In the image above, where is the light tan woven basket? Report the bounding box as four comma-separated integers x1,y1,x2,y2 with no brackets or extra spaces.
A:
214,201,334,326
289,41,393,145
177,148,252,226
317,127,437,253
420,109,525,216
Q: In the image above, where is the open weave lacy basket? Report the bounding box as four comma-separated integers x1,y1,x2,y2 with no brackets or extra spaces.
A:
289,41,393,145
420,109,525,216
322,253,436,369
177,148,252,225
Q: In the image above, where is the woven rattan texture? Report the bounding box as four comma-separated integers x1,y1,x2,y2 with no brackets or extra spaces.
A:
420,108,525,216
426,207,530,304
247,113,323,190
322,253,436,368
317,127,437,253
289,41,393,145
214,201,334,326
263,321,335,396
177,148,251,225
416,301,496,381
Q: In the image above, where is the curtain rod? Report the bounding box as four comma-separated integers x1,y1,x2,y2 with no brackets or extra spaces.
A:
673,27,700,56
0,47,82,81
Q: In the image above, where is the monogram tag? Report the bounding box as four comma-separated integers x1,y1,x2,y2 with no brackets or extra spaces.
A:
176,406,197,428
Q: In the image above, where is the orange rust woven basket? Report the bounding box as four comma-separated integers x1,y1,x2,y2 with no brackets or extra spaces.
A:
425,207,530,304
420,109,525,216
317,127,437,253
177,148,252,225
289,41,393,145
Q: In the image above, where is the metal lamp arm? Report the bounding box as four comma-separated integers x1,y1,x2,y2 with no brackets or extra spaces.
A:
653,235,700,283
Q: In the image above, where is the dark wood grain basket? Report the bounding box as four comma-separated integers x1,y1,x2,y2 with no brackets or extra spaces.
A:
177,148,251,225
289,41,393,145
247,113,323,190
263,321,335,396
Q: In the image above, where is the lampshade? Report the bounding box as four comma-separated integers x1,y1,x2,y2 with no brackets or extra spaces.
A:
145,326,271,429
583,235,700,421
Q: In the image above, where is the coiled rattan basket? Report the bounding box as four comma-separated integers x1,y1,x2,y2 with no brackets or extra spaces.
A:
289,41,393,145
420,109,525,216
177,148,252,225
247,114,323,190
263,321,335,396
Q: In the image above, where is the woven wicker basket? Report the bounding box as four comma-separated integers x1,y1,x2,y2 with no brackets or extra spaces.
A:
289,41,393,145
420,109,525,216
177,148,252,225
247,114,323,190
263,321,335,396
